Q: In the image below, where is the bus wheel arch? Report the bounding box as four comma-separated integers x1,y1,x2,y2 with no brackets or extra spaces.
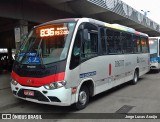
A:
81,80,94,97
74,79,95,110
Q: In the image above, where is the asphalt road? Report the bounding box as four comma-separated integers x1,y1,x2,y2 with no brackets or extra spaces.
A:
0,71,160,122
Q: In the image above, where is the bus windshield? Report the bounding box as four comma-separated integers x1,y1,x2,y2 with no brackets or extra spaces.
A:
149,39,158,54
16,22,76,65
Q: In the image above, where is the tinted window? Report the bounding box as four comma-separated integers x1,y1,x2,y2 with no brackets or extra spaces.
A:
141,37,149,53
121,33,133,53
70,23,98,69
81,23,98,60
107,29,122,54
100,28,107,54
133,35,141,53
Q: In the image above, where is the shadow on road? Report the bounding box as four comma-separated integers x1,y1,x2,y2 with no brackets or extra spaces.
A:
147,70,160,74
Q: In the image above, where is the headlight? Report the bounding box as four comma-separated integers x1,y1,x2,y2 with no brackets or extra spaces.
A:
11,79,18,86
44,81,67,90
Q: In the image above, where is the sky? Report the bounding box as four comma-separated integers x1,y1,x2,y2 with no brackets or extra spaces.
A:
121,0,160,24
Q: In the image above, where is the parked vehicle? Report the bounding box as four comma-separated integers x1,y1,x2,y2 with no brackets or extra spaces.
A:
11,18,150,110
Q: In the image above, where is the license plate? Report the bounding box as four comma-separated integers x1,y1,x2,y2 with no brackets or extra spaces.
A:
24,90,34,96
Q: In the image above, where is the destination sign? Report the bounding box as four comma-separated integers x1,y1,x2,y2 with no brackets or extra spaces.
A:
40,27,69,37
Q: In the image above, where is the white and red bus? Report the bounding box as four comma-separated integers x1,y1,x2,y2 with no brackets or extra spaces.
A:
11,18,150,110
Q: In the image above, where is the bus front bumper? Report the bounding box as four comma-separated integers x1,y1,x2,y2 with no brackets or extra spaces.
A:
150,62,159,70
11,83,74,106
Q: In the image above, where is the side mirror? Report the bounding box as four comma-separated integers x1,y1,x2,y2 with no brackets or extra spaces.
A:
19,33,28,49
82,29,90,41
21,34,28,44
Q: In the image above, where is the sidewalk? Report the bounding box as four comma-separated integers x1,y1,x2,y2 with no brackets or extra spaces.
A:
0,73,11,89
0,73,20,111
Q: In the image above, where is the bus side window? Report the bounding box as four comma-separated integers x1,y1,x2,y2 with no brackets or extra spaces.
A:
133,35,141,53
121,33,133,54
107,29,121,54
141,37,149,53
81,23,98,60
100,28,107,54
106,29,114,54
114,31,122,54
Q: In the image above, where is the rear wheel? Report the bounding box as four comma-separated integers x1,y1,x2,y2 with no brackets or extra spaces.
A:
131,70,138,85
74,86,89,110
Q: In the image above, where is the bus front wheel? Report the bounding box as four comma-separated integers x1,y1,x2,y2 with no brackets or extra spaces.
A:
74,86,89,110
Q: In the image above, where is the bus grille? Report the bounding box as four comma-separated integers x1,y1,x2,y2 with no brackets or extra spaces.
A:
17,89,49,102
18,69,50,77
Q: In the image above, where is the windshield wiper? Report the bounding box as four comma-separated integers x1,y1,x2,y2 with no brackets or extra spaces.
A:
20,37,37,64
35,38,46,69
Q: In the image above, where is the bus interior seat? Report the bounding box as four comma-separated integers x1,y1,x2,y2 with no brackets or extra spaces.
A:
49,48,63,58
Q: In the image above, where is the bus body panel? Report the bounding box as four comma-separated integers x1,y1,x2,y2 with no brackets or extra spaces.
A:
65,53,149,100
150,62,160,70
11,18,150,107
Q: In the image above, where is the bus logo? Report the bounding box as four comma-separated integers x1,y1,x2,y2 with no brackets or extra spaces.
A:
27,80,31,84
80,71,96,78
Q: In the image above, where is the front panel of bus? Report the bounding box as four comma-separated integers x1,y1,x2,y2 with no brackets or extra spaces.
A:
149,38,160,70
11,21,77,106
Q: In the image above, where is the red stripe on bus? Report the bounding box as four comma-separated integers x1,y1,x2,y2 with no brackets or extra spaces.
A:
135,31,140,35
11,71,65,87
109,64,112,76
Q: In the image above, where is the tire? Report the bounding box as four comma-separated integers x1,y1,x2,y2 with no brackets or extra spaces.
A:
74,86,89,110
156,69,160,73
131,70,138,85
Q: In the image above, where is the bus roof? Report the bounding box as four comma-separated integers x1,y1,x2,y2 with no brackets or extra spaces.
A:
36,18,148,37
37,18,79,27
87,18,148,37
149,37,160,39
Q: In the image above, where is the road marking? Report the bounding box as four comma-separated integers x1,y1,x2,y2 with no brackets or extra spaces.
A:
0,101,23,111
0,87,10,90
115,105,135,113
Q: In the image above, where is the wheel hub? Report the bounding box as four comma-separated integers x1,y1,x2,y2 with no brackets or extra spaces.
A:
79,91,87,105
134,73,138,82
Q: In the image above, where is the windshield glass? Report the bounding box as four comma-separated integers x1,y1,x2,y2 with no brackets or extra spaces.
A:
149,39,158,54
16,22,76,64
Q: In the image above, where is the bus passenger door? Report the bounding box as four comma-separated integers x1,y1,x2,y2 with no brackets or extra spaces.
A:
79,23,99,86
68,29,82,88
78,23,104,94
67,23,99,90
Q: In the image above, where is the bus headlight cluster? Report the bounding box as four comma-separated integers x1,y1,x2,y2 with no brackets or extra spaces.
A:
11,79,18,86
44,81,67,90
